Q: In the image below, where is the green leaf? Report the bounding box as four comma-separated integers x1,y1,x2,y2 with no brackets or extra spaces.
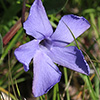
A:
0,34,3,57
0,28,23,64
43,0,68,14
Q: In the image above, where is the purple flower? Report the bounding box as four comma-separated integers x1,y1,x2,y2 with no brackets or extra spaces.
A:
14,0,90,97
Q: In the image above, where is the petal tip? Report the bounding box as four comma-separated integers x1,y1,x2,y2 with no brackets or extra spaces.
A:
32,73,62,97
70,14,90,26
23,64,29,72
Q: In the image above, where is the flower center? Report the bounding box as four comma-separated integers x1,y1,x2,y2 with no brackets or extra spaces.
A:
40,37,52,49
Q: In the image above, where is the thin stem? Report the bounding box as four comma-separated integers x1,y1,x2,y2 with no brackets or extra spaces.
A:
40,96,43,100
63,67,70,100
95,65,99,99
15,79,22,100
8,51,17,99
56,83,60,100
8,66,10,100
82,83,86,100
53,84,57,100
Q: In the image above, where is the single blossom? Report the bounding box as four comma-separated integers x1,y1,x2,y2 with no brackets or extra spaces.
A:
14,0,90,97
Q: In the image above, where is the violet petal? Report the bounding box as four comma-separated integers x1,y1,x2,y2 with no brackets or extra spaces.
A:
44,46,90,75
51,14,90,47
32,50,61,97
23,0,53,40
14,40,39,71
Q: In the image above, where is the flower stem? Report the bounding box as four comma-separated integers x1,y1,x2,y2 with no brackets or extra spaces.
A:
8,51,18,99
53,84,57,100
95,66,99,100
63,67,70,100
56,83,60,100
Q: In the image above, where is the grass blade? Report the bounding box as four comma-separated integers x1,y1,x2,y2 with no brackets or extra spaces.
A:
63,67,70,100
0,28,23,64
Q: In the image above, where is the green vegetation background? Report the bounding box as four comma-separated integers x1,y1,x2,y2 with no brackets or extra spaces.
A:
0,0,100,100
